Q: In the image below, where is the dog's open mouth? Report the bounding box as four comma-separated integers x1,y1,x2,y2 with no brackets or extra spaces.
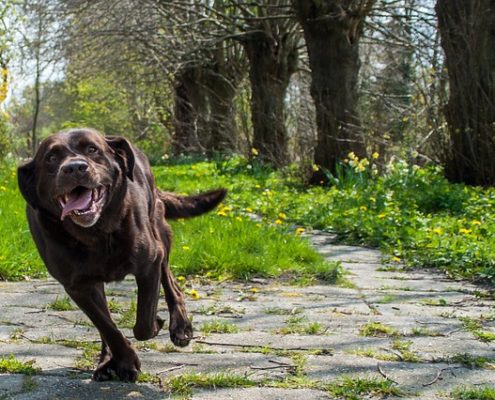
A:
58,186,107,227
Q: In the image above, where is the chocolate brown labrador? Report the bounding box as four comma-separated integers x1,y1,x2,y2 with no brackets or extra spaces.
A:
17,128,226,382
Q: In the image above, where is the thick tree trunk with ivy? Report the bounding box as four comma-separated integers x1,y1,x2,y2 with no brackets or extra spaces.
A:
242,28,298,167
293,0,374,182
436,0,495,186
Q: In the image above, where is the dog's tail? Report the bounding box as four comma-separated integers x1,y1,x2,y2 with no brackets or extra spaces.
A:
158,189,227,219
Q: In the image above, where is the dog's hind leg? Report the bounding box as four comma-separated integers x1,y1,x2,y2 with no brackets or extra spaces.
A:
133,257,164,341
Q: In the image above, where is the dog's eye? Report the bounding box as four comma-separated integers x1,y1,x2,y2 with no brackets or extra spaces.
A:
87,145,98,154
46,154,57,163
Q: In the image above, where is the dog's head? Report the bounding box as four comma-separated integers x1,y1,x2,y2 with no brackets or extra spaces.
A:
18,128,135,228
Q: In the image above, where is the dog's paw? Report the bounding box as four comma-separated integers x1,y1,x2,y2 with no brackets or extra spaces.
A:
169,310,193,347
92,352,141,382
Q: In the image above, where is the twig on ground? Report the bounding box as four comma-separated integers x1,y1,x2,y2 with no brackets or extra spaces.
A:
422,368,443,387
377,363,399,384
157,364,187,374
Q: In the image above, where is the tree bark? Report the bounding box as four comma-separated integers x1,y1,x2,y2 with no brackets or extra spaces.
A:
242,28,298,167
436,0,495,186
171,65,205,154
293,0,373,182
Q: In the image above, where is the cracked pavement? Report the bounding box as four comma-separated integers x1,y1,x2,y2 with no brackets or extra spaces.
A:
0,231,494,399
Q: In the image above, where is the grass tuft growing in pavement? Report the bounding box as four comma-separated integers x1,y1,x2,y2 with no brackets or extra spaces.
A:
199,320,239,335
359,321,400,337
326,376,401,400
452,386,495,400
46,296,76,311
165,372,255,397
0,355,40,375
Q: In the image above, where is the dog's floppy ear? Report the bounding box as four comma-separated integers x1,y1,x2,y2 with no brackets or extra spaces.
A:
105,136,135,181
18,160,39,209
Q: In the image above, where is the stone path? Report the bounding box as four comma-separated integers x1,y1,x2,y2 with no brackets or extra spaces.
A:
0,231,494,399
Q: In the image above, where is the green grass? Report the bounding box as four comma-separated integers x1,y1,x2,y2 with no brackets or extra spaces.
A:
460,316,495,343
118,300,137,329
7,153,495,285
359,321,400,337
0,355,40,375
46,296,76,311
0,161,339,283
276,316,326,335
326,376,401,400
452,386,495,400
199,320,239,335
155,155,495,285
165,372,255,397
0,164,45,280
451,353,493,369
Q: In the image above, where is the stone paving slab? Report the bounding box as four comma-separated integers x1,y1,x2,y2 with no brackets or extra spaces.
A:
0,232,494,399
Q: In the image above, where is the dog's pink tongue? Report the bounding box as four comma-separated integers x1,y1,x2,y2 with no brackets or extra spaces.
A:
61,189,92,220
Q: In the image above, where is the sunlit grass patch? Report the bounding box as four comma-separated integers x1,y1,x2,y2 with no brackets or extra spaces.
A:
452,386,495,400
359,321,400,337
0,355,40,375
46,296,76,311
460,316,495,343
165,372,255,397
170,215,340,282
0,164,45,280
326,376,401,400
199,320,239,335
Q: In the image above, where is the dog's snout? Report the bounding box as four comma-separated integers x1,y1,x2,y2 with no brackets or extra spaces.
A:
61,160,89,177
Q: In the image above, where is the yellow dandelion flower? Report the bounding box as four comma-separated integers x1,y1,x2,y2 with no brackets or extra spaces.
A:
217,210,228,217
359,206,367,211
392,256,401,263
295,227,305,235
255,184,261,189
0,186,6,191
177,276,186,282
372,152,379,160
348,151,357,160
278,212,287,219
182,246,190,251
188,289,200,300
245,207,254,213
433,227,443,235
471,220,481,225
236,216,242,221
459,228,471,235
250,288,259,293
378,213,386,219
275,219,283,225
312,164,319,172
251,148,259,156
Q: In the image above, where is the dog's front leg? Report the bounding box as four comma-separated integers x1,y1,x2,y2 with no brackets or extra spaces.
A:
64,282,140,382
133,260,164,341
161,261,193,347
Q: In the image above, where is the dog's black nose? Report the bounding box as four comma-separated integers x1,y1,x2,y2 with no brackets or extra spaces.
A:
61,160,89,176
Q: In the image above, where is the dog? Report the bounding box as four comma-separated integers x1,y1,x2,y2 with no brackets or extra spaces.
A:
17,128,226,382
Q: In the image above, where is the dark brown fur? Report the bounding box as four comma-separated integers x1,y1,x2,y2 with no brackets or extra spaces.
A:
17,128,226,382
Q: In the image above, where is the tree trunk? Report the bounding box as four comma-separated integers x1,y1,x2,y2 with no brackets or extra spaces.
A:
171,66,205,154
294,1,372,182
203,45,243,153
242,29,298,167
206,73,237,152
436,0,495,186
